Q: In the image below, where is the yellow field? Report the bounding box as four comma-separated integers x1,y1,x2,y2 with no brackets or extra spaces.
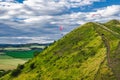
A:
0,59,27,70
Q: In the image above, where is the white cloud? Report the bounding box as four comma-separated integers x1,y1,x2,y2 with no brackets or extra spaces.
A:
69,0,101,8
0,0,120,44
0,0,14,2
84,5,120,22
96,5,120,17
53,5,120,28
23,16,53,23
0,0,102,26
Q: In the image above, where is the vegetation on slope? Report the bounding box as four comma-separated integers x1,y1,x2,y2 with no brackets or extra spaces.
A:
0,20,120,80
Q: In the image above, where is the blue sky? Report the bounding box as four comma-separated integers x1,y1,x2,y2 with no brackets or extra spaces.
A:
15,0,24,3
0,0,120,44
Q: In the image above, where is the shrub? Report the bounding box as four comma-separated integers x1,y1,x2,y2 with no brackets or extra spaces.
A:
58,66,63,69
0,70,11,77
11,69,21,77
11,64,24,77
102,34,104,35
44,46,48,50
18,64,24,70
0,70,5,77
30,63,35,69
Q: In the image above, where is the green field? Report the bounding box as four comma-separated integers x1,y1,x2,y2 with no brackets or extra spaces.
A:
0,43,48,77
0,54,27,70
0,47,43,71
5,50,36,58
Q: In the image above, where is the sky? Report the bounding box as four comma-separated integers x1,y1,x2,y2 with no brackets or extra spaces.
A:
0,0,120,44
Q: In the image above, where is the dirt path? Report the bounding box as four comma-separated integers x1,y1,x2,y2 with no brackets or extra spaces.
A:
101,35,111,66
93,25,112,80
93,23,120,80
93,24,111,66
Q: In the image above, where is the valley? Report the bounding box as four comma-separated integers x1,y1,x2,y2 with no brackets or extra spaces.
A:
0,43,49,71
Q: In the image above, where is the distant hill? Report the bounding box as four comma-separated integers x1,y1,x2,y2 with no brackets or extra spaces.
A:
0,43,50,48
1,20,120,80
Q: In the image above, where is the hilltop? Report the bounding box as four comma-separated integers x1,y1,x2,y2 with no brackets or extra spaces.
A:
0,20,120,80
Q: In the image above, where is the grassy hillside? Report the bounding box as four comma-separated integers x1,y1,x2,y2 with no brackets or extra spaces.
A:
0,20,120,80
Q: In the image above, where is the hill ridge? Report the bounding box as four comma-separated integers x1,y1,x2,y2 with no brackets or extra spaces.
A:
94,22,120,38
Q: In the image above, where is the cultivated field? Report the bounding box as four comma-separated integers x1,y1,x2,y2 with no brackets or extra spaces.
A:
0,44,46,71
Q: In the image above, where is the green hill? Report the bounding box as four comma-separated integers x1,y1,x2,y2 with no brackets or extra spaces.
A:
0,20,120,80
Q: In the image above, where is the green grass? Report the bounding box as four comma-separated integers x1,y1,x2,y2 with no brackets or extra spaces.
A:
104,20,120,34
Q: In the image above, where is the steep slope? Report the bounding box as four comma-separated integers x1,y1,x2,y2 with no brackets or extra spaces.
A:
0,20,120,80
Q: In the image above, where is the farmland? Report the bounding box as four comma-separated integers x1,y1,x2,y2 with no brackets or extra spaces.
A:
0,43,49,71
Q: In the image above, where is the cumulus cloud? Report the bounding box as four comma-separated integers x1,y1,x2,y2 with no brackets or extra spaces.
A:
85,5,120,22
69,0,101,8
0,0,120,44
0,0,14,2
96,5,120,17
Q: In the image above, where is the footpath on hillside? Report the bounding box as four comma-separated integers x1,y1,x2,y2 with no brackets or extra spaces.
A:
94,23,120,80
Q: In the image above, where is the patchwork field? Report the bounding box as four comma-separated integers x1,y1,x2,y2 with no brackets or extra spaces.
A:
0,58,27,70
0,43,48,71
0,52,29,71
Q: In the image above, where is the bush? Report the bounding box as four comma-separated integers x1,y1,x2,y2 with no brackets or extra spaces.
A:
30,63,35,69
44,46,48,50
11,64,24,77
0,70,5,77
58,66,63,69
0,70,11,77
18,64,24,70
11,69,21,77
